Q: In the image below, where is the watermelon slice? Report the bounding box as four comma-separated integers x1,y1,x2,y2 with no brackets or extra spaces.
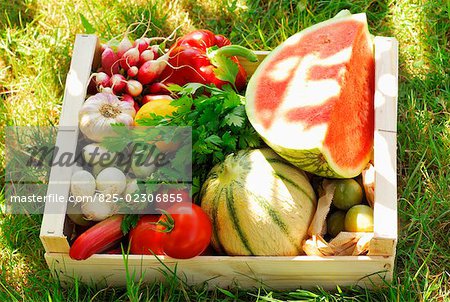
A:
245,12,375,178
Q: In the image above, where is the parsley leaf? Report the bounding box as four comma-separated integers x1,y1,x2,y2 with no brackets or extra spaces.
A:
130,85,262,199
223,105,245,127
209,52,239,88
121,214,139,235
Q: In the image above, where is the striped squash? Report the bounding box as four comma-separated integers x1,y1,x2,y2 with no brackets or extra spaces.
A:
200,148,317,256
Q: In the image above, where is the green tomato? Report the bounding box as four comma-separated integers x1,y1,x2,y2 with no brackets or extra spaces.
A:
332,179,363,210
344,205,374,232
327,210,346,237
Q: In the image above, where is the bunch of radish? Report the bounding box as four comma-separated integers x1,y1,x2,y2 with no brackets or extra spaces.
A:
88,33,172,112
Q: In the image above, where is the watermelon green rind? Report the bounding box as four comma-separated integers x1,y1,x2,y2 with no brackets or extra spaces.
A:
245,12,374,178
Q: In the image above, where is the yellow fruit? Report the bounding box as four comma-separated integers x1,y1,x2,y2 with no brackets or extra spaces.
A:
134,99,179,153
344,205,374,232
134,99,177,125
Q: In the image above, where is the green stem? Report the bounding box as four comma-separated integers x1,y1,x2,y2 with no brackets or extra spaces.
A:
210,45,258,62
155,209,175,233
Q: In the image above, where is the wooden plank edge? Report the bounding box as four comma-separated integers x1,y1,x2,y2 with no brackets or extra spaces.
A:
370,37,398,256
40,34,98,252
374,36,399,133
45,252,394,290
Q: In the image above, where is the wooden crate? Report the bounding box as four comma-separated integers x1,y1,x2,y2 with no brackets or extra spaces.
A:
40,34,398,290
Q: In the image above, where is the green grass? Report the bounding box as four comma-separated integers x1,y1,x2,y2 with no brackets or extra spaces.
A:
1,0,449,301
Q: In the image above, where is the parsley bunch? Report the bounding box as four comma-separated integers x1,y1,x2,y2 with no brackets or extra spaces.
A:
137,83,262,195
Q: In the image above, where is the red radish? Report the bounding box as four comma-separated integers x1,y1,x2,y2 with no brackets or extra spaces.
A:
139,49,154,65
117,35,133,58
121,94,140,112
94,72,110,87
87,72,110,94
100,43,108,53
141,94,173,105
151,45,160,59
101,47,119,76
122,94,140,112
127,66,139,78
120,47,140,70
137,52,169,85
110,74,126,93
134,38,149,53
122,93,134,103
69,215,124,260
126,80,143,97
149,82,170,94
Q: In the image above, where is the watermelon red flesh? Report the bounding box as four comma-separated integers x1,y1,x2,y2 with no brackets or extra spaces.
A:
245,13,374,178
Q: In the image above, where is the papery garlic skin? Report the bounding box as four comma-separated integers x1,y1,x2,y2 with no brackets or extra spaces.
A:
79,93,135,142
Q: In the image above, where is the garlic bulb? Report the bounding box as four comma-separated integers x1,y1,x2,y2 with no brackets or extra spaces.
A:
79,93,135,142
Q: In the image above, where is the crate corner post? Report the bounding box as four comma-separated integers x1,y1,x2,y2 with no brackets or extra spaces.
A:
369,36,399,260
40,34,99,255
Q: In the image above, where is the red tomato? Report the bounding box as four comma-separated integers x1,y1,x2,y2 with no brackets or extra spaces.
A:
129,215,164,255
159,202,212,259
167,188,191,203
153,188,191,212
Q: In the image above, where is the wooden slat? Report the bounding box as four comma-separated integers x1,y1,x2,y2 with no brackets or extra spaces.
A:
46,253,394,290
373,37,399,133
40,35,99,253
370,37,398,256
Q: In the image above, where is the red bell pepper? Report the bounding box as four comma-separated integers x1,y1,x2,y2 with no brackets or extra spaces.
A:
160,30,258,91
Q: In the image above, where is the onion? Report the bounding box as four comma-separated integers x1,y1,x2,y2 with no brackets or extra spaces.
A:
81,193,116,221
96,167,127,195
82,143,117,166
131,149,156,179
70,170,96,198
125,177,139,196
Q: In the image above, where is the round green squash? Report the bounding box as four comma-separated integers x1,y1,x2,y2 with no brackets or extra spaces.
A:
200,148,317,256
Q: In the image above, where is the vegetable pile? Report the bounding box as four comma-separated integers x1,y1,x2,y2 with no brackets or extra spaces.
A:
69,11,378,261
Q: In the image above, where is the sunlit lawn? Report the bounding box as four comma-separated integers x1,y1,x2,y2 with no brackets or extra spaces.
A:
1,0,449,301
